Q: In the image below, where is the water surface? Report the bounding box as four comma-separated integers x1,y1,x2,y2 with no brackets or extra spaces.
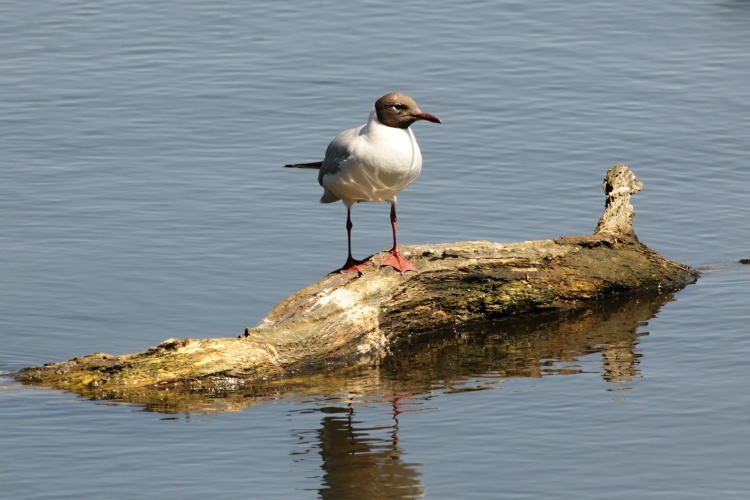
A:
1,1,748,498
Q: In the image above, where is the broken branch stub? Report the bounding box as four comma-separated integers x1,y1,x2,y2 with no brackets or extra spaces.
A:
594,163,644,238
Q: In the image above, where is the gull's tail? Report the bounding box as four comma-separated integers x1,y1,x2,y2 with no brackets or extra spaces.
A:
284,161,322,169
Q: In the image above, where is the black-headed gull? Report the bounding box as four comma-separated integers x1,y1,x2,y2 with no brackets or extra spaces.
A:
286,92,441,274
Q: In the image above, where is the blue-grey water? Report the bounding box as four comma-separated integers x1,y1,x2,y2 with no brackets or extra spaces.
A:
1,0,749,498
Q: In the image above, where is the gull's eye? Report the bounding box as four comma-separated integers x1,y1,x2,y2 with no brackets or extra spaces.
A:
392,103,406,111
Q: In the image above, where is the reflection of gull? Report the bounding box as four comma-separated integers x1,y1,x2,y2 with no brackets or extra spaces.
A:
286,93,441,275
290,403,425,499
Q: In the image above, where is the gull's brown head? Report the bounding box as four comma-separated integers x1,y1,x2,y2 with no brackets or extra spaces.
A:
374,92,442,129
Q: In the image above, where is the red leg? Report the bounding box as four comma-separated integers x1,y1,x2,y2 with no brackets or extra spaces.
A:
380,203,418,274
339,208,373,275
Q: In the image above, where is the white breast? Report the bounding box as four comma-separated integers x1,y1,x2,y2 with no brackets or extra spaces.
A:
320,111,423,205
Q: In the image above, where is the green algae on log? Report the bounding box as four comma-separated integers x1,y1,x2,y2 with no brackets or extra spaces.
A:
16,165,698,398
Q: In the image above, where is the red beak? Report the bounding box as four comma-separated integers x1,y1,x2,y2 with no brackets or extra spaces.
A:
415,112,442,124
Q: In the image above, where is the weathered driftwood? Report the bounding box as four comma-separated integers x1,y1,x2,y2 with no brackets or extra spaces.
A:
16,165,698,402
18,290,679,413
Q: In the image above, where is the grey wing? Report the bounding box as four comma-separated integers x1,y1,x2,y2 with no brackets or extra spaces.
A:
317,127,362,204
317,128,358,186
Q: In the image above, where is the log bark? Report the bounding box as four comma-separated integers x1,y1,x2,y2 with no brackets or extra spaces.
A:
16,165,698,403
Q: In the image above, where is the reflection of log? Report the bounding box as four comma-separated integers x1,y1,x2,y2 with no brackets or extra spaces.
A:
16,165,697,400
381,289,668,387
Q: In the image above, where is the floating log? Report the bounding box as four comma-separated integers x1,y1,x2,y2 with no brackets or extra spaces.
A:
16,165,698,404
18,290,680,413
